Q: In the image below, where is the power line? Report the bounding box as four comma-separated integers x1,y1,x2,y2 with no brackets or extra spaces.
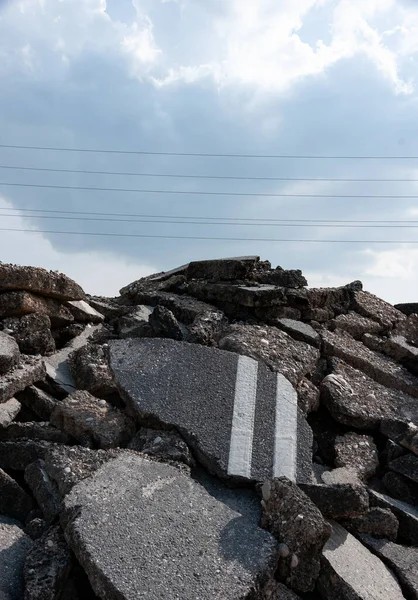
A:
3,212,418,228
2,181,418,199
1,227,417,243
1,143,418,160
1,206,416,224
1,163,418,183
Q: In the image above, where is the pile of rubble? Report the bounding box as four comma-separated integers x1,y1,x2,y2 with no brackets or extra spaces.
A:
1,256,417,600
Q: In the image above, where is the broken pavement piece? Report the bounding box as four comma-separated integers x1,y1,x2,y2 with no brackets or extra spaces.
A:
369,488,418,546
351,290,406,330
44,323,104,394
395,302,418,317
68,342,116,397
321,329,418,398
380,419,418,456
296,378,320,415
0,421,72,444
62,453,277,600
3,313,55,356
110,338,313,483
382,470,418,506
299,481,369,520
0,515,33,600
15,385,58,420
359,536,418,600
149,305,184,340
330,312,383,340
341,507,399,541
24,525,73,600
218,323,319,387
318,521,406,600
0,397,21,427
50,390,135,449
0,291,74,326
0,439,58,471
66,300,104,323
116,305,153,339
186,256,261,281
334,432,379,480
320,360,418,429
0,355,46,403
275,318,321,348
389,453,418,484
25,460,61,523
128,427,195,467
261,476,331,593
0,467,33,522
0,263,85,300
0,330,20,374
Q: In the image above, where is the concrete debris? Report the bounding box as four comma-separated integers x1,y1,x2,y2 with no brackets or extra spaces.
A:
50,390,135,449
261,477,332,593
318,521,406,600
1,256,418,600
0,516,33,600
334,432,379,481
62,454,277,600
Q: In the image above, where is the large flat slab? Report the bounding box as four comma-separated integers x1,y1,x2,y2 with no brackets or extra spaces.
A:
318,522,406,600
0,263,85,300
62,454,277,600
109,338,313,483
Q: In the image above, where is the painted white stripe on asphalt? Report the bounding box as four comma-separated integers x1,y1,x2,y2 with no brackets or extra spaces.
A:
273,374,298,482
227,355,259,478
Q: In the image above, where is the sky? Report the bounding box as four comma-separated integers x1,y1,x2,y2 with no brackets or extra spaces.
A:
1,0,418,302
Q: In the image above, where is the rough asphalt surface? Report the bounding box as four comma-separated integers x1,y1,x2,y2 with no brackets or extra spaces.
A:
62,454,277,600
109,338,313,483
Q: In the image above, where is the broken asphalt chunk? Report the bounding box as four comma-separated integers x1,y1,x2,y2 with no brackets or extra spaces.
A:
0,515,33,600
109,338,313,483
62,453,277,600
0,263,85,301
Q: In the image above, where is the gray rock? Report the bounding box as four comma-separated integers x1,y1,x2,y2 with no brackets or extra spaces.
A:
187,256,260,281
380,419,418,456
116,305,153,339
0,263,85,300
394,302,418,317
24,525,73,600
299,482,369,520
50,390,135,449
275,319,321,348
66,300,104,323
320,360,418,429
389,453,418,484
369,488,418,545
68,342,116,397
62,454,277,600
360,537,418,600
0,355,46,403
261,477,332,593
128,427,194,467
318,522,406,600
43,445,122,497
0,331,20,375
334,432,379,480
0,398,21,427
0,467,33,522
0,422,72,444
255,267,307,288
0,440,58,471
15,385,57,420
330,312,383,340
44,324,104,394
2,314,55,356
186,309,226,346
110,338,313,484
0,291,74,326
218,324,319,387
382,471,418,506
87,295,132,320
25,460,61,523
321,330,418,398
341,508,399,541
149,305,184,340
0,516,33,600
351,290,406,330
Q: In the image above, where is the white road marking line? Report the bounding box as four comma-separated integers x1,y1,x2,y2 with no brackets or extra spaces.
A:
227,355,259,478
273,374,298,482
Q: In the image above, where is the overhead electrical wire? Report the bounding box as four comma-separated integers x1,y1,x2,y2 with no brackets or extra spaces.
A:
1,143,418,160
1,181,418,199
1,164,418,183
1,227,417,243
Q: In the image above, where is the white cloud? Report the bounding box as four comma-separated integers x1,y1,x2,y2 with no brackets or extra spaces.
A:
0,197,155,296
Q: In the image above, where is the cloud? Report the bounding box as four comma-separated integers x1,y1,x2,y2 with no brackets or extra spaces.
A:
0,196,155,295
